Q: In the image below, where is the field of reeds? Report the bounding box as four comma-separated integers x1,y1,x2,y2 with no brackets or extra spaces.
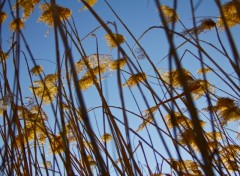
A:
0,0,240,175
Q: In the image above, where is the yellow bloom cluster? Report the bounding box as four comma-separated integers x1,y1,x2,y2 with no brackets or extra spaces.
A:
217,1,240,29
75,54,113,74
183,19,215,36
109,57,127,70
105,33,125,49
80,155,96,167
49,135,64,154
136,115,153,132
29,73,58,104
122,72,147,88
165,112,206,129
38,3,71,26
136,105,158,132
76,55,128,90
219,144,240,171
101,133,112,143
160,5,179,24
83,65,108,77
9,18,24,31
80,0,97,11
0,12,7,24
162,69,193,88
16,0,40,19
197,67,212,74
31,65,43,76
14,105,47,149
163,69,214,99
0,50,9,63
170,159,203,175
78,75,97,90
187,79,214,100
216,97,240,125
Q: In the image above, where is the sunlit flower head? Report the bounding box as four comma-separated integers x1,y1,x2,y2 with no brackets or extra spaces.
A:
38,3,71,26
178,128,200,151
84,65,108,77
136,115,153,132
219,106,240,125
142,105,158,119
187,79,215,100
80,155,96,167
0,50,9,63
219,144,240,171
136,106,157,132
122,72,147,88
75,54,113,74
217,1,240,29
29,85,58,104
44,73,58,84
162,68,193,88
9,18,24,31
215,97,240,125
0,12,7,24
78,76,97,90
0,98,8,115
165,112,206,129
183,19,215,36
31,65,43,75
109,57,127,70
159,5,179,24
216,97,235,110
80,0,97,11
16,0,40,19
170,159,203,175
101,133,112,143
49,135,64,154
205,131,222,141
105,33,125,49
197,67,212,74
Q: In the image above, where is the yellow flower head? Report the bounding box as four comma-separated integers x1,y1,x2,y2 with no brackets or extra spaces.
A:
170,159,203,175
178,129,199,151
16,0,40,19
197,67,212,74
31,65,43,75
216,97,235,110
0,50,9,63
49,135,64,154
183,19,215,36
136,114,153,132
122,72,147,88
38,3,71,27
162,68,193,88
80,155,96,167
109,57,127,70
187,79,214,100
159,5,179,24
80,0,97,11
78,76,97,90
105,33,125,49
215,98,240,125
0,12,7,24
101,133,112,143
217,1,240,29
9,18,24,31
84,65,108,77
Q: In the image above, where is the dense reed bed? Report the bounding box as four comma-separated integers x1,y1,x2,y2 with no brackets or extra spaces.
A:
0,0,239,175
